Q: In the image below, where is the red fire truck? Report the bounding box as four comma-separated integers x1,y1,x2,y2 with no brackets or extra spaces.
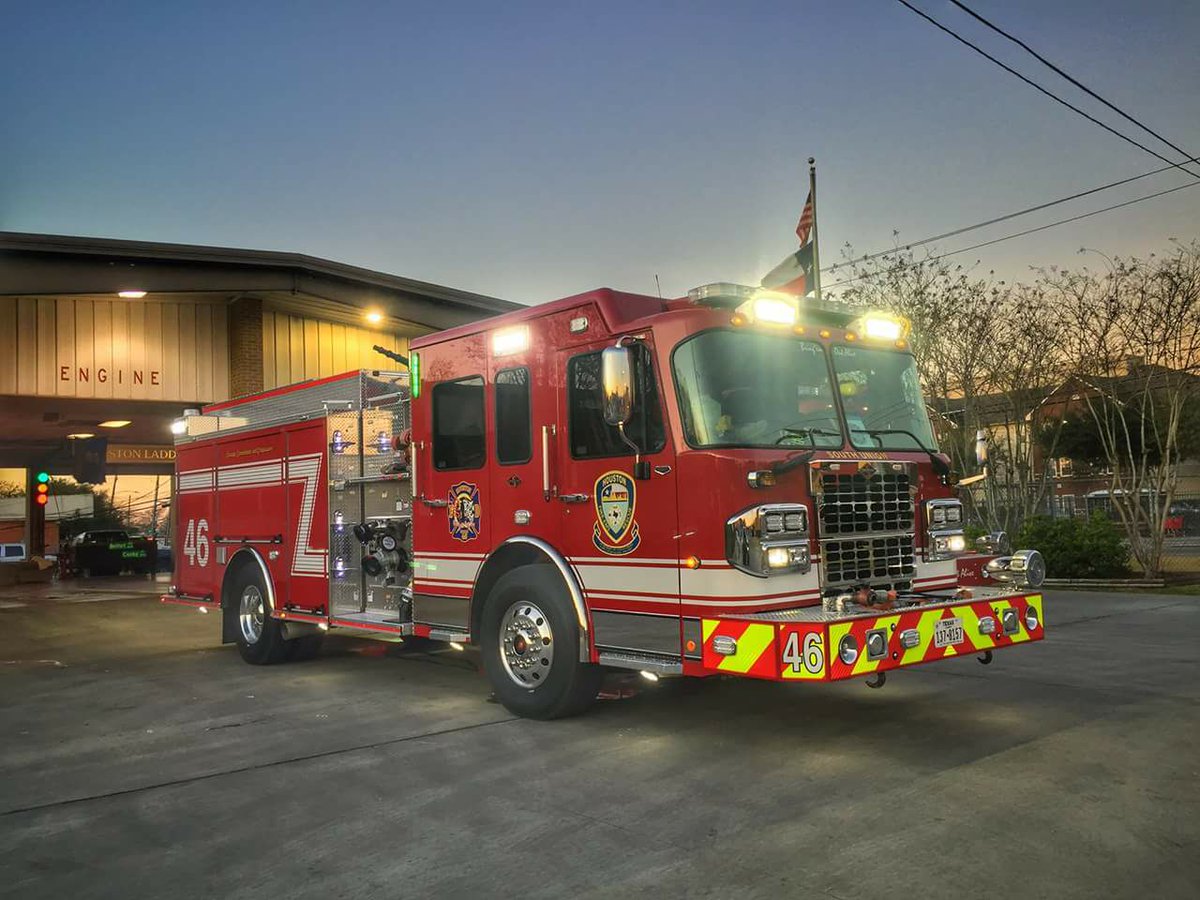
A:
164,283,1046,718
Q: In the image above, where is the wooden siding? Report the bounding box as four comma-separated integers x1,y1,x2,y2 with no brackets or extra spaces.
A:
261,311,415,389
0,296,230,403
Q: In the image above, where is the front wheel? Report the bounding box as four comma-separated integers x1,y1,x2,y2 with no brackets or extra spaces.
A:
480,566,602,719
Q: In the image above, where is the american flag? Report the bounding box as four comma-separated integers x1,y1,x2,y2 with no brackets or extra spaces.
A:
795,190,815,246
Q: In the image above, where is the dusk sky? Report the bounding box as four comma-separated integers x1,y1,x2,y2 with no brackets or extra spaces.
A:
3,0,1198,304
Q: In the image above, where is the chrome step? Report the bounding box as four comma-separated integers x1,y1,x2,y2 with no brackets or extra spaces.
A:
598,650,683,675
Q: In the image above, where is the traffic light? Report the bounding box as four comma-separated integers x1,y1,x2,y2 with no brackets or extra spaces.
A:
35,472,49,506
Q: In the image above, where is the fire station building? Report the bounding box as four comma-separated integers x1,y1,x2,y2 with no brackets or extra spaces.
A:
0,232,516,549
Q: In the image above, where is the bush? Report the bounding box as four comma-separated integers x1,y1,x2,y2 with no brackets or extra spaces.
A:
1015,514,1130,579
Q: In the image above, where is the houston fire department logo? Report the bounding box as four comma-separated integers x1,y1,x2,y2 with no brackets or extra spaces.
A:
447,481,481,542
593,470,641,555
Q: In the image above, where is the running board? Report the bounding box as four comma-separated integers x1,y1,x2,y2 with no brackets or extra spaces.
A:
598,650,683,675
329,612,412,636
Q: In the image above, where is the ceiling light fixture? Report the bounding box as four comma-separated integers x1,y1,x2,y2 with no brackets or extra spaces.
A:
364,309,384,325
67,432,95,439
117,290,147,299
98,420,131,428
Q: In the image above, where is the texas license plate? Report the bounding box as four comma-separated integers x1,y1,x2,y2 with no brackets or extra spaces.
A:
934,617,964,648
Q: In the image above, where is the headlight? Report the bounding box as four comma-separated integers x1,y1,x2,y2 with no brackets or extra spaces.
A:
926,500,967,561
726,504,810,576
838,634,859,665
766,546,791,568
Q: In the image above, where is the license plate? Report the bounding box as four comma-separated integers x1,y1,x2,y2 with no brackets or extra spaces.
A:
934,617,964,648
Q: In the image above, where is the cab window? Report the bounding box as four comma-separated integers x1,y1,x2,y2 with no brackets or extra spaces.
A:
433,375,486,469
567,346,665,459
495,367,532,465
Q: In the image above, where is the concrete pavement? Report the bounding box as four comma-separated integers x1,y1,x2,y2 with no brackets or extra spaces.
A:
0,588,1197,899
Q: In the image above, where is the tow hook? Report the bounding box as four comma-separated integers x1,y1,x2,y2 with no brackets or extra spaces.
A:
977,650,993,666
865,671,886,689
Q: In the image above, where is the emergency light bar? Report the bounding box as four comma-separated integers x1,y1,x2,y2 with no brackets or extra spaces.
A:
687,282,756,308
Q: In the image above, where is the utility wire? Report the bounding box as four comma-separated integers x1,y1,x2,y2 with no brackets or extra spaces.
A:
824,178,1200,291
823,154,1200,273
946,0,1200,179
892,0,1200,179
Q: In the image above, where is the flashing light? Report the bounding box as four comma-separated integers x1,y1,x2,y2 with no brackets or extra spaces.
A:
170,418,187,435
410,352,421,399
859,313,910,342
491,326,530,357
731,291,799,328
36,481,49,506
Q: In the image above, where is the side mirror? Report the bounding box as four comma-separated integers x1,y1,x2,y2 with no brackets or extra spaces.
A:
601,345,634,426
958,428,990,487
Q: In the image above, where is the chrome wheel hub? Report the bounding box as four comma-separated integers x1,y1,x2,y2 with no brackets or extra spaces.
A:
499,600,554,688
239,585,265,645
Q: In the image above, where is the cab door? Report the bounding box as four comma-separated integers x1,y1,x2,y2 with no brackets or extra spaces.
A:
410,335,491,633
555,338,681,660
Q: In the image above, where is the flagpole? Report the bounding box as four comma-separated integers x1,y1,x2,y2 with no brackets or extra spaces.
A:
808,157,822,300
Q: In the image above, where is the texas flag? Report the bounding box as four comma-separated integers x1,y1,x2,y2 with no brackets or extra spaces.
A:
761,191,815,296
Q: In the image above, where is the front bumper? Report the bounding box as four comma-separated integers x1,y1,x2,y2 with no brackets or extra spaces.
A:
700,591,1044,681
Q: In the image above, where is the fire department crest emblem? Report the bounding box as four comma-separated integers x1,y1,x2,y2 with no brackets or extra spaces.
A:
592,470,640,555
447,481,481,542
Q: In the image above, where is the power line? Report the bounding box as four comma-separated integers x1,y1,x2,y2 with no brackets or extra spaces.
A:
822,154,1200,274
946,0,1200,179
824,178,1200,291
892,0,1200,179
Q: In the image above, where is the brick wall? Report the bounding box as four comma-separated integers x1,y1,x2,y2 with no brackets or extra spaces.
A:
228,297,264,399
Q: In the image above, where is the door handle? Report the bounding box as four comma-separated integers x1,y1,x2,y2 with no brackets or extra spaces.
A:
542,424,556,500
558,493,590,504
421,497,448,508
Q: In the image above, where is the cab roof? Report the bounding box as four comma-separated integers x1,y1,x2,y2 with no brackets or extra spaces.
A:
409,288,670,350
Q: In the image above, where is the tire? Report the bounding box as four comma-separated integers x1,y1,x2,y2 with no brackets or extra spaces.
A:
229,564,286,665
480,565,602,720
285,634,325,662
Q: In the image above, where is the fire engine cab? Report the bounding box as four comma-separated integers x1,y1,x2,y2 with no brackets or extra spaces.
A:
165,283,1046,718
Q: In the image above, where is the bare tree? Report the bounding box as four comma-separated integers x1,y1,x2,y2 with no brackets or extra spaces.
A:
1045,240,1200,576
831,244,1068,533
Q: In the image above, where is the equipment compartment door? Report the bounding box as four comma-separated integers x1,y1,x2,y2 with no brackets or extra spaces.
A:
556,338,681,659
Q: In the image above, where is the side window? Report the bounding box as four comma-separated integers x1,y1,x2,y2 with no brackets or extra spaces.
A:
567,346,666,459
432,375,485,470
495,367,532,465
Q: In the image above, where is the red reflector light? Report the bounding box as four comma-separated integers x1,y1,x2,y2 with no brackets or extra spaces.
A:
36,494,48,505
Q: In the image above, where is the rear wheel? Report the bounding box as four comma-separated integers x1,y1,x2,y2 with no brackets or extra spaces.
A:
230,565,286,665
481,565,601,719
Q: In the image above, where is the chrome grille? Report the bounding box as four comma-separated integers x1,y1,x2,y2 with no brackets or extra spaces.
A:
814,467,914,535
822,535,916,585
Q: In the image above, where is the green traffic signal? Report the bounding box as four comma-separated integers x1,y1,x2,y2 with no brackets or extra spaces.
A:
36,471,50,484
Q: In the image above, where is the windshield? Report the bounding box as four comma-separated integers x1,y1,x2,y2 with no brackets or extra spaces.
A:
672,330,843,449
830,345,937,451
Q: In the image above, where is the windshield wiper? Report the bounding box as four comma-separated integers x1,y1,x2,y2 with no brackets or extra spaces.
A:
774,427,842,446
853,428,949,477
